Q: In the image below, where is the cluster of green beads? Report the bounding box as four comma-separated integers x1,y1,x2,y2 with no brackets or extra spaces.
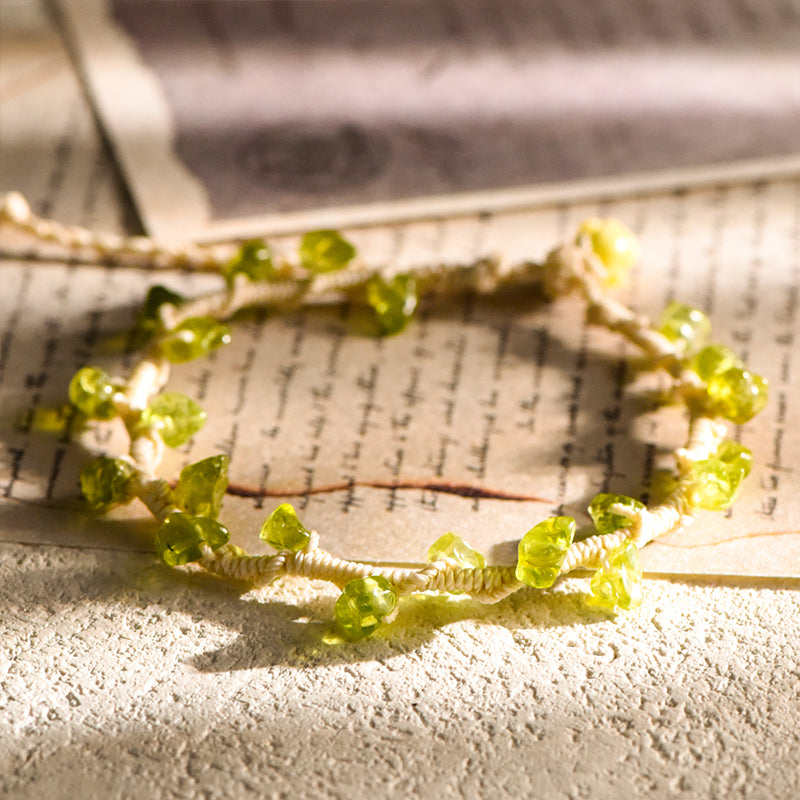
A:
574,221,768,427
260,503,401,641
658,303,768,424
221,229,419,334
151,454,232,566
67,367,209,453
514,492,646,611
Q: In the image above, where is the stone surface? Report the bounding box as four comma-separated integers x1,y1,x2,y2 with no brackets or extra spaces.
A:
1,541,798,799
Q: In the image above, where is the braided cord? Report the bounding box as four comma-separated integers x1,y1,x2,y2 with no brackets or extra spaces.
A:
2,193,761,631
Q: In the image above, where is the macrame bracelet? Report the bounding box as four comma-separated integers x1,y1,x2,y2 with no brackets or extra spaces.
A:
1,192,769,640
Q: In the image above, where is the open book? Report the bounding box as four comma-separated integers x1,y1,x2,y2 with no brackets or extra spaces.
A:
57,0,800,240
1,0,798,578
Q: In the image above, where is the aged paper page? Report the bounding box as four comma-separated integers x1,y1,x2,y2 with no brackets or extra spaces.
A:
2,1,799,578
57,0,800,239
2,182,799,576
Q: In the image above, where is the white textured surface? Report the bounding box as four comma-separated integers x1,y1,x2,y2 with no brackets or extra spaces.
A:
1,541,798,799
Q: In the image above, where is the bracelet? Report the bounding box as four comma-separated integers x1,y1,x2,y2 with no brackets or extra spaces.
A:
0,192,769,640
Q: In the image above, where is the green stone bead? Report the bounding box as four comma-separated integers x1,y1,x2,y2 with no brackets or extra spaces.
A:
127,286,181,348
79,457,135,513
139,392,206,448
299,230,356,273
658,302,711,352
334,576,398,640
154,511,230,567
140,284,183,324
588,493,645,535
366,274,418,335
225,239,274,284
515,516,576,588
68,367,120,419
159,317,232,363
175,454,230,519
716,440,753,478
131,285,184,347
685,459,743,511
589,540,643,611
427,532,486,569
690,344,739,382
706,366,768,424
260,503,311,552
577,217,641,285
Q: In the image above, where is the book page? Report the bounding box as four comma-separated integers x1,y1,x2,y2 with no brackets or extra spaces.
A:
1,2,799,578
2,193,799,576
56,0,800,240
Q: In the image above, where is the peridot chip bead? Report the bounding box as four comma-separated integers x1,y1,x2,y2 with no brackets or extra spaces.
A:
154,511,230,566
139,392,206,448
515,516,576,588
690,343,739,382
589,540,643,611
131,285,184,347
68,366,121,420
685,459,743,511
159,317,232,363
139,284,183,327
366,274,418,335
174,454,229,519
706,366,768,424
225,239,274,284
427,532,486,569
588,493,645,535
717,440,753,478
260,503,312,552
334,576,398,640
658,302,711,353
299,230,356,273
79,457,135,513
142,284,184,318
576,217,641,285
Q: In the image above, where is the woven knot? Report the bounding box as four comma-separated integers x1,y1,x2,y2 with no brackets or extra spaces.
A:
540,243,600,299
